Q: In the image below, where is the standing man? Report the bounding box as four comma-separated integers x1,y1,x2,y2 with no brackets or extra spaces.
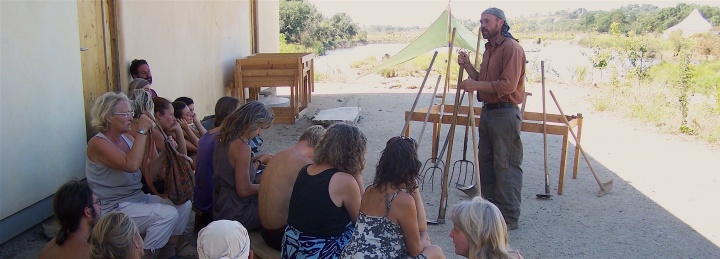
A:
39,180,101,259
458,7,525,230
129,59,158,97
258,125,324,250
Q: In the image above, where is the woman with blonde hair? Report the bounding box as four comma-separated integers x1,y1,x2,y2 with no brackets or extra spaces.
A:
282,123,367,258
90,211,145,259
449,197,523,259
86,92,191,259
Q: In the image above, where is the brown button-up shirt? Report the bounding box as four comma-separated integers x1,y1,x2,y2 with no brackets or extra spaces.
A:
476,35,526,104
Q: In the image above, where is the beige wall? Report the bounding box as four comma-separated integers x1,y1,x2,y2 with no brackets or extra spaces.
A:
117,0,280,117
0,0,279,224
0,1,87,220
258,0,280,53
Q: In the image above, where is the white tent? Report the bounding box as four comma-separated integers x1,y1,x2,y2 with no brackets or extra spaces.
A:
663,9,713,38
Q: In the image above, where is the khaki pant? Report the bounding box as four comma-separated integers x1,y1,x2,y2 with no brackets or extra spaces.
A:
477,106,524,224
114,194,192,251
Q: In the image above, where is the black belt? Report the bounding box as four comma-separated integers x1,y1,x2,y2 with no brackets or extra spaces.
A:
484,102,517,110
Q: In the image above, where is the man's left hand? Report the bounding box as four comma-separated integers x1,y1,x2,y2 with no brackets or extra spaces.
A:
460,78,479,92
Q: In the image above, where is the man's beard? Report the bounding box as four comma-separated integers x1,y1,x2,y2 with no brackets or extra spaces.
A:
482,28,498,39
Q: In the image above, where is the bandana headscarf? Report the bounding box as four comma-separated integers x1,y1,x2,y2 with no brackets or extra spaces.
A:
482,7,518,42
197,220,250,259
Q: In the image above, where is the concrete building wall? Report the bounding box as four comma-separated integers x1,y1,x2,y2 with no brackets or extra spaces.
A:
0,0,87,241
1,0,279,243
116,0,254,116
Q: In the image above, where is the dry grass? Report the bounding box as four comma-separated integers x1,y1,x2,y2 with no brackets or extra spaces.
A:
590,78,720,145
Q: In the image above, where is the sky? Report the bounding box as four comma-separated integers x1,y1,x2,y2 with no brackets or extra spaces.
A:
306,0,720,27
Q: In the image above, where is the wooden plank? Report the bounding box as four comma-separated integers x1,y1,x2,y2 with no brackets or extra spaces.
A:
78,0,111,140
242,75,297,81
240,57,299,66
523,112,576,125
243,69,297,77
520,121,569,136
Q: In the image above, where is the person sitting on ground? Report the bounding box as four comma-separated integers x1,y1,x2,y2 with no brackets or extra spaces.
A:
341,136,445,259
193,96,241,232
175,96,207,139
197,220,253,259
128,78,154,97
258,125,325,250
282,123,366,259
213,101,274,230
89,211,145,259
201,99,264,157
129,59,157,97
39,180,100,259
85,92,191,259
172,101,200,157
449,197,524,259
140,97,188,195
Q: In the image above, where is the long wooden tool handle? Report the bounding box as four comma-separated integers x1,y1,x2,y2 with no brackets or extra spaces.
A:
542,61,550,194
549,90,607,191
402,51,439,136
437,28,457,223
417,75,443,148
468,27,482,194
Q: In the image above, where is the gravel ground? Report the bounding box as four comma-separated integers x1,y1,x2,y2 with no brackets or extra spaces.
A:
2,78,719,258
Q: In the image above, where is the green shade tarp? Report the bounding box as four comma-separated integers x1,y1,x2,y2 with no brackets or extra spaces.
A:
360,10,480,77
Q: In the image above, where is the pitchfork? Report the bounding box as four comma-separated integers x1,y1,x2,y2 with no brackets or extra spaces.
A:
450,117,475,187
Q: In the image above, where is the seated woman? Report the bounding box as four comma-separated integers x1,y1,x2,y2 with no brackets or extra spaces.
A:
341,136,445,259
175,96,207,139
140,97,188,195
197,220,252,259
172,101,200,157
213,101,274,230
86,92,191,259
90,211,145,259
128,78,153,96
449,197,524,259
193,96,241,232
282,123,366,259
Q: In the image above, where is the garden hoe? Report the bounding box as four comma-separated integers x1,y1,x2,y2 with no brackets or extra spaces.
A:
537,61,552,199
549,90,613,197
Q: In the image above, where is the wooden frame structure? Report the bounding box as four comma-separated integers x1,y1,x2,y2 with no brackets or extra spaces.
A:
232,53,315,124
405,104,583,195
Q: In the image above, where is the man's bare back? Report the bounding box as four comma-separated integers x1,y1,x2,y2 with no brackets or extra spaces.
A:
258,144,314,230
39,237,90,259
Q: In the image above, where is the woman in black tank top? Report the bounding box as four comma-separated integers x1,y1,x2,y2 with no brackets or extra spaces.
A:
282,123,367,259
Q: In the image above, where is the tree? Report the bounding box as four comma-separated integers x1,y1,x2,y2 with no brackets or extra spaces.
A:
280,0,322,44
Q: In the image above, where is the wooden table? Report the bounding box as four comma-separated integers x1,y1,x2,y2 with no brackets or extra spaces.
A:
404,104,583,195
233,53,315,124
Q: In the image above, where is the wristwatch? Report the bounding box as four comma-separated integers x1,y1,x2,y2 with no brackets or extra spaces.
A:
138,129,148,135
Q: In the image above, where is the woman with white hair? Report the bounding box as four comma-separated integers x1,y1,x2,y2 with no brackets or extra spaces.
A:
86,92,192,259
449,197,523,259
197,220,253,259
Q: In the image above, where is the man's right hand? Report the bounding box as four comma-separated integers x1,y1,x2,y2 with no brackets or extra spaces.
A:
458,51,470,67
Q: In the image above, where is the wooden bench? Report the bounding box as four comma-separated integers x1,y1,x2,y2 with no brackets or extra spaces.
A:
248,230,281,259
404,104,583,195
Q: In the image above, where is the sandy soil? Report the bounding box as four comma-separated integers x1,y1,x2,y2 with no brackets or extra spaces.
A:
3,76,720,258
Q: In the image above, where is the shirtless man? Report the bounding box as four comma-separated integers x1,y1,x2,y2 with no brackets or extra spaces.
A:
39,180,100,259
258,125,324,250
